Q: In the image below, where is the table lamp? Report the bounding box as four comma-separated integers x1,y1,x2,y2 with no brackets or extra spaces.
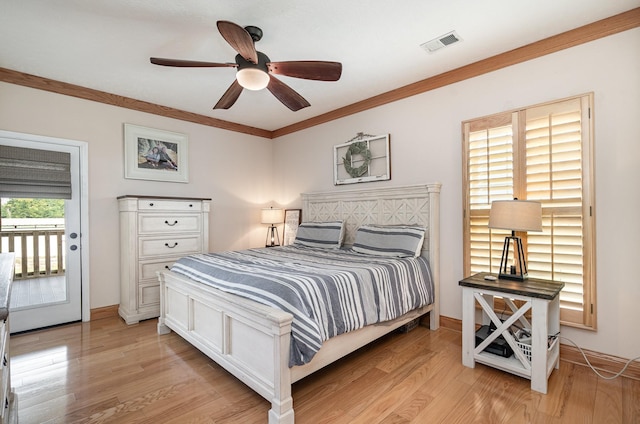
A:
488,199,542,281
261,206,284,247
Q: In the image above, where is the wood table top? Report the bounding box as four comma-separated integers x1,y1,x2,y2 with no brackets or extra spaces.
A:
459,272,565,300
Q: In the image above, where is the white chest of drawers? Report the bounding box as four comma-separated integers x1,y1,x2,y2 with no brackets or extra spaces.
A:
118,195,211,324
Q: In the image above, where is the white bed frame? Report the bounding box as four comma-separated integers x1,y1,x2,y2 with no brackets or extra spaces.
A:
157,183,441,423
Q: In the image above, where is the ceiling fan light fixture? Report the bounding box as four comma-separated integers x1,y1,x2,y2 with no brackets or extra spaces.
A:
236,68,269,90
150,22,341,110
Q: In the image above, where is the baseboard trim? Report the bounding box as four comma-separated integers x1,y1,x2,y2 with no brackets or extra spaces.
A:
90,305,119,321
439,315,462,332
439,315,639,381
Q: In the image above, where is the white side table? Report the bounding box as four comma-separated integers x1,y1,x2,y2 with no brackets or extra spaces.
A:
459,272,564,394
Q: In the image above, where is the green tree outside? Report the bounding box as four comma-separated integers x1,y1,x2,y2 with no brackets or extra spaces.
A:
1,198,65,218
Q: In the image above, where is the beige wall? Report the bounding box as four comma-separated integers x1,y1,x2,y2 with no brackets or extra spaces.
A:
272,28,640,360
0,83,273,308
0,27,638,360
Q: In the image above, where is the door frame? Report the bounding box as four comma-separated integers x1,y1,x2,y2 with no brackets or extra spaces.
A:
0,129,90,322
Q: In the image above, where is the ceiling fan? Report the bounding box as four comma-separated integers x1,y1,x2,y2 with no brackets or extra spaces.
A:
150,20,342,111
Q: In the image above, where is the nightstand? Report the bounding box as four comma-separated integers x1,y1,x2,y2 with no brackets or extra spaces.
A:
459,272,564,394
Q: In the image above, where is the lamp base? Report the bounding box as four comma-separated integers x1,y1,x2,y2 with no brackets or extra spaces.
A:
265,225,281,248
498,235,529,281
498,272,528,281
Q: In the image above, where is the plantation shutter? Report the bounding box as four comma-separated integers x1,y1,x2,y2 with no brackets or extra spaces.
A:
463,94,595,328
464,112,516,275
524,97,594,326
0,145,72,199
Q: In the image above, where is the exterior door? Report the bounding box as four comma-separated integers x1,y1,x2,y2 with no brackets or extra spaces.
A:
0,131,88,333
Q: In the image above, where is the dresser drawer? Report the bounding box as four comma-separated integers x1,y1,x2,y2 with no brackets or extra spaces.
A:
0,320,7,421
138,214,201,234
139,258,178,281
137,199,202,212
138,282,160,308
139,235,202,258
0,321,6,359
0,364,5,421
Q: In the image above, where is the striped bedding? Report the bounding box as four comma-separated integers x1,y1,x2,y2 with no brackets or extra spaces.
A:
170,245,434,366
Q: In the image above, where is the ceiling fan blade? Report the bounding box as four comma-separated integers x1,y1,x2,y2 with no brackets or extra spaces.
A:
150,57,237,68
267,75,310,111
216,21,258,64
267,61,342,81
214,80,243,109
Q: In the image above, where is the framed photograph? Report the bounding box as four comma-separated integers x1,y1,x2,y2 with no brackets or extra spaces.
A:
283,209,302,246
334,133,390,185
124,123,189,183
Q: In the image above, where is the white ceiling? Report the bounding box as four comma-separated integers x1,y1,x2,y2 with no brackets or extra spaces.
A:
1,1,638,131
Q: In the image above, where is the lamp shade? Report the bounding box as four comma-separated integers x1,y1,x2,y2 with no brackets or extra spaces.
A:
261,207,284,225
489,200,542,232
236,68,269,91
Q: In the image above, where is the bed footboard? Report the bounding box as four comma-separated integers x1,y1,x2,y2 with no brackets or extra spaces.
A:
158,270,296,424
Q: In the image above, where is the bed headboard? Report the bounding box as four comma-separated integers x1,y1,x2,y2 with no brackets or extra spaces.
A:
301,183,440,255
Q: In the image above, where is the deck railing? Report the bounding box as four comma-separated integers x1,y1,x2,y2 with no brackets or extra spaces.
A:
0,227,66,280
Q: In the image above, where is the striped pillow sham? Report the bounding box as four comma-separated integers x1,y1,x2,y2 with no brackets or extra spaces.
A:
294,221,345,248
352,225,425,257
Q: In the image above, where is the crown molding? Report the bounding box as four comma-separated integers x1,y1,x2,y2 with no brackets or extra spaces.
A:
272,7,640,137
0,67,272,139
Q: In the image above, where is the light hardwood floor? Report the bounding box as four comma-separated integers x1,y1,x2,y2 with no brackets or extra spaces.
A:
10,317,640,423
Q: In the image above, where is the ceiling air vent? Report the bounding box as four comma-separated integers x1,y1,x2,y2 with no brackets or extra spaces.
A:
420,31,462,53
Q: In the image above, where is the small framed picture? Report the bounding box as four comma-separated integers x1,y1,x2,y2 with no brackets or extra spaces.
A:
124,123,189,183
283,209,302,246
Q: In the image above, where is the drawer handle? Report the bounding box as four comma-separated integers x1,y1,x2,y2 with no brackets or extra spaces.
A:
165,242,178,248
2,355,6,367
164,265,170,269
189,204,193,207
149,202,154,207
164,220,178,226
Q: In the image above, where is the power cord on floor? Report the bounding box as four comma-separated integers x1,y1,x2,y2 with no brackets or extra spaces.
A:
560,335,640,380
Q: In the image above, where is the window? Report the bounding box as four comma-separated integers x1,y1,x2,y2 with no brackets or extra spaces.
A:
462,94,596,328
